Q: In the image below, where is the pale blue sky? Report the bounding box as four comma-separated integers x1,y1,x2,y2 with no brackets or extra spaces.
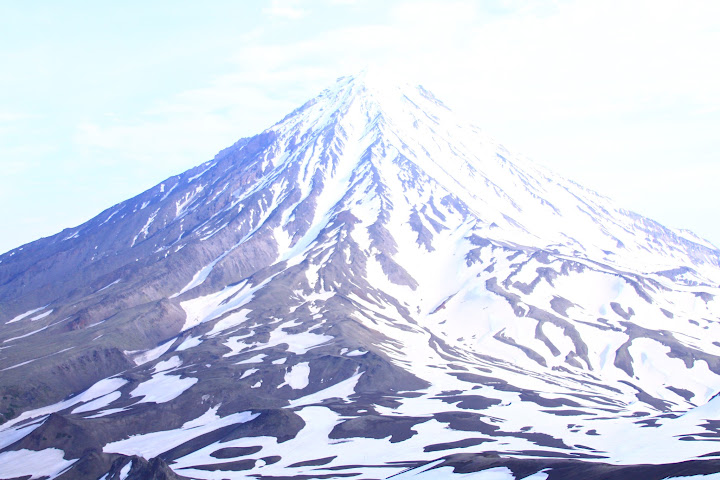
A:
1,0,719,254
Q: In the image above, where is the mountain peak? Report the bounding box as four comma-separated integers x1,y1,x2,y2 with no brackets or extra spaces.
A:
341,67,413,94
270,69,455,161
263,74,720,285
288,68,444,128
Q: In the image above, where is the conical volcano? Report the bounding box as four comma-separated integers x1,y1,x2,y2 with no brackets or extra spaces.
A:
2,72,720,479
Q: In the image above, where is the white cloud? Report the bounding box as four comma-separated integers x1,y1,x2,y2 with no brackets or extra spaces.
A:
263,0,306,19
0,112,39,122
223,0,720,127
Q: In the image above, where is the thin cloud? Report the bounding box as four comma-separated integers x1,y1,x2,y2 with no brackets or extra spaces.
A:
263,0,306,19
0,112,40,122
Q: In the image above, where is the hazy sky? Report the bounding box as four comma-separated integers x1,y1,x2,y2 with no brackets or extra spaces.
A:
1,0,719,254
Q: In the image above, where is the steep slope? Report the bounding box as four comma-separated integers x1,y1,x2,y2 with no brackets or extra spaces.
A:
2,72,720,479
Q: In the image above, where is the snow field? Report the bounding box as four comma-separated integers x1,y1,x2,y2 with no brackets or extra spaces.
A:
104,407,259,459
130,370,197,405
0,448,76,480
230,319,333,356
627,338,719,404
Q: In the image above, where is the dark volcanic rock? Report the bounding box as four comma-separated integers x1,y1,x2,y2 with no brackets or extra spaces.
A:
420,453,720,480
210,446,263,459
102,456,186,480
329,415,430,443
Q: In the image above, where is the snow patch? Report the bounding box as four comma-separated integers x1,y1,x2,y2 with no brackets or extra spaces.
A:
130,372,197,404
30,309,53,321
237,354,267,364
104,408,259,459
0,448,76,480
244,321,333,355
346,349,367,356
0,377,127,434
96,278,121,293
71,391,122,414
240,368,258,379
6,305,48,324
176,336,202,351
179,278,271,333
153,355,182,373
279,362,310,390
128,339,175,366
118,461,132,480
289,369,363,408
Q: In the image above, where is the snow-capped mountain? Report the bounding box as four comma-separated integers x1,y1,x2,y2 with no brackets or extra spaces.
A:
2,71,720,479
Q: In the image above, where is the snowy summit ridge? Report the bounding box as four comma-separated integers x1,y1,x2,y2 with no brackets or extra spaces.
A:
269,72,720,283
1,74,720,479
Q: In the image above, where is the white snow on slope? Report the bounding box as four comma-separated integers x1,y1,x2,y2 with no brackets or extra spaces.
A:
30,309,53,321
240,368,258,379
665,475,720,480
96,278,121,293
71,391,122,414
86,407,129,419
6,306,48,324
289,369,363,408
0,377,127,449
179,278,273,333
170,241,243,298
118,462,132,480
175,335,202,351
267,72,720,285
3,324,51,343
128,338,175,366
236,353,266,364
279,362,310,390
130,208,159,247
152,355,182,373
0,448,76,480
130,371,197,404
392,463,517,479
244,321,333,355
103,407,259,459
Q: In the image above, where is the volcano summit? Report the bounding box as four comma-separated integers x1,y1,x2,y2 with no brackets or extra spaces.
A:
2,72,720,479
